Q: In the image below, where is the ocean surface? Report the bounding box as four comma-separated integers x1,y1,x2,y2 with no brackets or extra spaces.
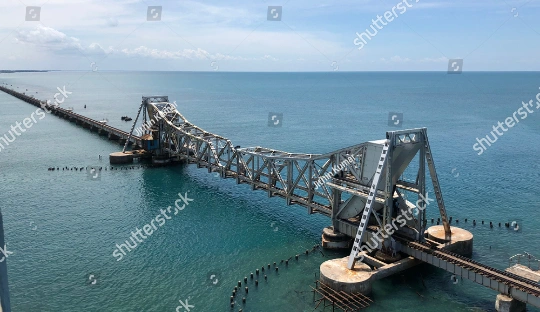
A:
0,71,539,312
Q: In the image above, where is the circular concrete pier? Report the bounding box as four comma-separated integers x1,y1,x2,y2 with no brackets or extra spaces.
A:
321,226,353,250
320,257,373,295
427,225,473,256
109,152,134,164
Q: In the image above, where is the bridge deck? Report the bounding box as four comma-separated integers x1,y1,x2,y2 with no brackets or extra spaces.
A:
0,86,142,147
396,235,540,308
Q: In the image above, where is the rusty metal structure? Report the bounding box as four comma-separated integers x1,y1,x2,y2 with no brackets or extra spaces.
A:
311,281,372,311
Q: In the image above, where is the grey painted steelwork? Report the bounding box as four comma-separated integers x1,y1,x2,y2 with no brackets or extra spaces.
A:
344,129,451,269
131,96,540,310
347,140,390,269
135,98,452,247
136,97,372,216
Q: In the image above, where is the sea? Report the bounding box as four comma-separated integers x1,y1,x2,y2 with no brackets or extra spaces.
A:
0,71,539,312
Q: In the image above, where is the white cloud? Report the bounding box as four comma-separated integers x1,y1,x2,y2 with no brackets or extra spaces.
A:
120,46,277,61
419,57,447,62
14,26,278,61
15,25,113,56
379,56,449,63
380,55,411,63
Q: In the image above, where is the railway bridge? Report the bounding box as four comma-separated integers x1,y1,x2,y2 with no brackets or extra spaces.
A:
1,87,538,312
116,96,539,312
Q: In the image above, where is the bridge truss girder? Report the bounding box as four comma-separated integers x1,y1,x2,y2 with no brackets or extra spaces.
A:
128,98,451,269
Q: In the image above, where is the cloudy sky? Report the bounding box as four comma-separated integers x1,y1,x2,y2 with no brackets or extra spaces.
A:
0,0,539,71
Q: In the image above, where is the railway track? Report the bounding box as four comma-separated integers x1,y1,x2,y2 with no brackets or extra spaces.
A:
395,236,540,297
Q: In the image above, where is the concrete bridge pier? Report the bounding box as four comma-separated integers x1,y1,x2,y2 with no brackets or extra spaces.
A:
320,256,373,295
496,294,526,312
321,226,352,250
496,264,540,312
109,152,134,164
426,225,473,257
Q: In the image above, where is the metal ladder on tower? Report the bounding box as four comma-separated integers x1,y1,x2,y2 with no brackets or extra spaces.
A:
122,103,145,153
347,140,390,269
423,133,451,236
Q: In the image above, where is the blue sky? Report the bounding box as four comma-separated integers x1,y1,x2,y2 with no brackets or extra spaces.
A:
0,0,539,71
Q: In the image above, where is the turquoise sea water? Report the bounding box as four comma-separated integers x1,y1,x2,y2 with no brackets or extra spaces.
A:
0,71,539,312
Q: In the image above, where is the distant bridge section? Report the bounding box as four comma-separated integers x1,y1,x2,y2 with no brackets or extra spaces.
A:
0,85,142,147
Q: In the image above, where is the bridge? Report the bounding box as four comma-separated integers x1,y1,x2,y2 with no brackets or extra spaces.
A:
0,85,143,148
2,88,538,312
121,96,540,312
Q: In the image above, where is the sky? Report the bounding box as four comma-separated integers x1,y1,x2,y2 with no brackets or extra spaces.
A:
0,0,539,71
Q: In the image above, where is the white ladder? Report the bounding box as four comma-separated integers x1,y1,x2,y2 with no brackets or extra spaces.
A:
347,140,390,269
